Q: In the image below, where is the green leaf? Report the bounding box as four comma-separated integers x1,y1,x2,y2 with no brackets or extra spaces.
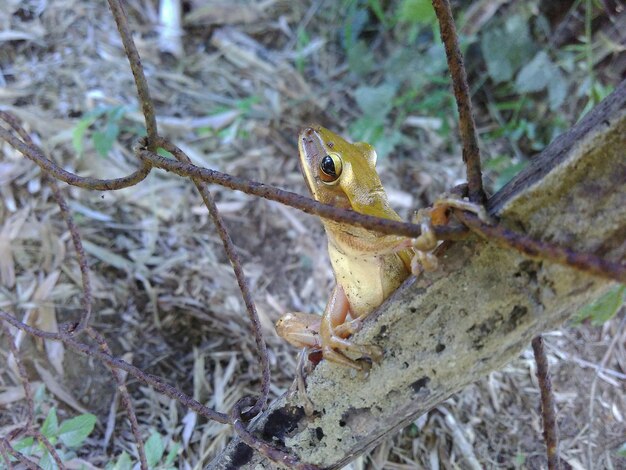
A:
145,432,165,468
72,117,95,156
342,6,369,50
349,117,384,147
110,451,132,470
367,0,387,27
93,119,120,157
398,0,435,25
547,69,567,110
33,383,47,406
39,449,58,470
575,285,625,326
13,436,35,454
494,161,528,191
481,15,536,83
58,413,97,448
295,27,310,74
618,442,626,457
354,83,397,119
71,107,109,156
515,51,563,96
107,105,127,123
372,129,403,160
156,148,174,158
348,118,401,160
41,407,59,439
347,40,376,76
164,442,180,466
93,131,112,157
104,120,121,142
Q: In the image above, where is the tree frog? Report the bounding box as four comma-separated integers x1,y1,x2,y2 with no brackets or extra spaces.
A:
275,127,492,370
275,126,415,370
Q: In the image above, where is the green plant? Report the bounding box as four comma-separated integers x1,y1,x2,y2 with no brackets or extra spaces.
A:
8,407,96,470
574,285,625,326
4,384,181,470
337,0,457,157
72,105,138,157
484,155,529,191
107,432,180,470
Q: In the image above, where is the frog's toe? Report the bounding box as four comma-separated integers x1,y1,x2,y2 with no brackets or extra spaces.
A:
411,250,439,276
334,317,364,337
323,335,383,369
322,347,364,370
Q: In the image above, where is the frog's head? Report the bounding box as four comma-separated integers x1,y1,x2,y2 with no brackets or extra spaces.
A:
298,126,394,218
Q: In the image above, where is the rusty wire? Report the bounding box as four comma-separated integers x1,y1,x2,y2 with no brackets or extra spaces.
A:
0,112,92,332
3,115,622,284
0,438,39,470
157,137,271,420
532,336,561,470
0,322,34,427
107,0,158,151
6,113,621,285
432,4,561,470
107,0,272,423
48,179,94,333
87,328,148,470
28,430,66,469
138,143,438,238
0,124,151,190
230,397,322,470
0,309,231,424
455,211,626,283
432,0,486,205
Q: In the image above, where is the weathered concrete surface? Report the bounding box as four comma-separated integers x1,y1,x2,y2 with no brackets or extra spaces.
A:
209,80,626,469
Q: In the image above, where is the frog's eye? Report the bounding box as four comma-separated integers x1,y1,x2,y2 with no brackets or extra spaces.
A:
319,153,343,184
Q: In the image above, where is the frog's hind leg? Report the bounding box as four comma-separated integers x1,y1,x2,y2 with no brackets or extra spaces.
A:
275,312,322,349
320,286,383,370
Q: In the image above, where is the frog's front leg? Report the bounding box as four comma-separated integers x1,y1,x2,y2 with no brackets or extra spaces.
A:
319,286,383,370
410,194,493,275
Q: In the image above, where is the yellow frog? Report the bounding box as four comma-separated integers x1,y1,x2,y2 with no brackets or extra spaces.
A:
275,126,414,370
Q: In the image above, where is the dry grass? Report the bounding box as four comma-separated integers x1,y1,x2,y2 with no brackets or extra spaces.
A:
0,0,624,468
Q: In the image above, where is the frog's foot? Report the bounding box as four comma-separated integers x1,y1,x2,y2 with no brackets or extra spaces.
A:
333,316,364,337
294,348,315,416
430,194,494,226
411,249,439,275
410,194,492,275
410,208,441,275
320,329,383,371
